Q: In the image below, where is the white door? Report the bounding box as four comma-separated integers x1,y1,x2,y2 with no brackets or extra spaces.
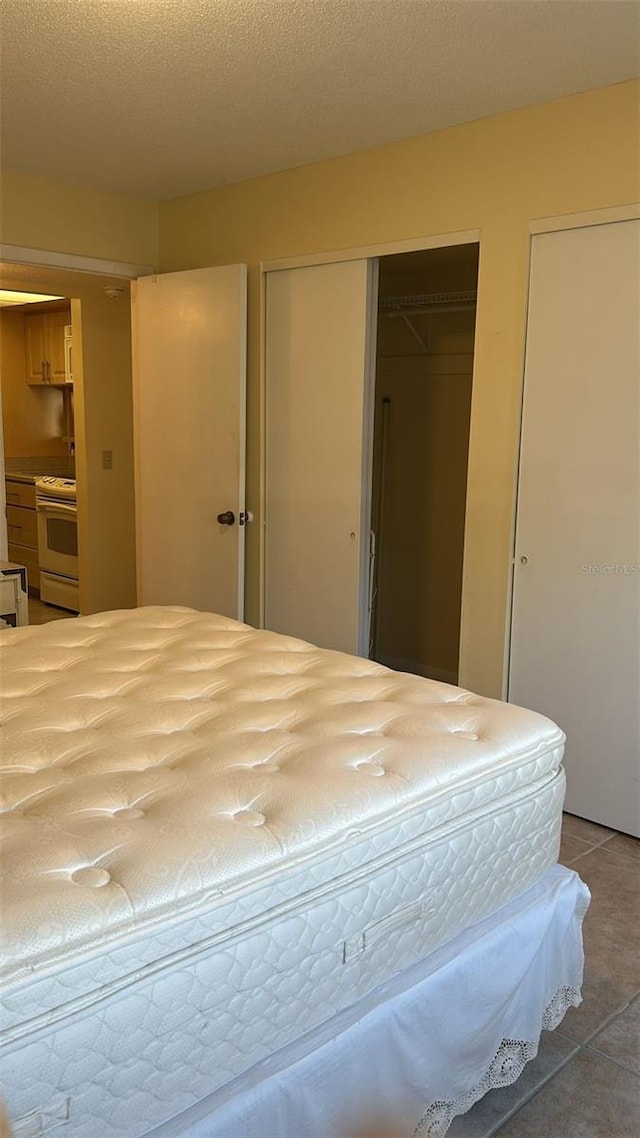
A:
265,259,378,655
510,219,640,836
132,265,247,617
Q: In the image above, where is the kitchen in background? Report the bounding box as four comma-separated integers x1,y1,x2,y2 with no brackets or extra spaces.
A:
1,290,78,624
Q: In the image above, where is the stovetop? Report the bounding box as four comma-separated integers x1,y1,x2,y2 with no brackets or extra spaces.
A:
35,476,77,501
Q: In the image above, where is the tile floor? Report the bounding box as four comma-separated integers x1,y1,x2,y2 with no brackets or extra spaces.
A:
449,813,640,1137
18,598,640,1133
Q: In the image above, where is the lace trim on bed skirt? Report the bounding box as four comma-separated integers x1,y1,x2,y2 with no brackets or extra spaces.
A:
413,984,582,1137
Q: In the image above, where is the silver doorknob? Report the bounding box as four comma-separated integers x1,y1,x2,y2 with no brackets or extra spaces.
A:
217,511,235,526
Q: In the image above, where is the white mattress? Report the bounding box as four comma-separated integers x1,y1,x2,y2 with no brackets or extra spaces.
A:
0,607,566,1137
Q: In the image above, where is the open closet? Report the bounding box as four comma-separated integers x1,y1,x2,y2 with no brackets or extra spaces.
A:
264,239,479,679
370,245,478,683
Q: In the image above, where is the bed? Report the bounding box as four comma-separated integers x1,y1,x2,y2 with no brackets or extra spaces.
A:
0,606,589,1138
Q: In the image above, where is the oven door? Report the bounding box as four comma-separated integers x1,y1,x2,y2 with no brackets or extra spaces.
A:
36,499,79,580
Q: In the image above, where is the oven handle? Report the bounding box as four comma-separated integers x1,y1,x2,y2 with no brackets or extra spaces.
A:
36,500,78,515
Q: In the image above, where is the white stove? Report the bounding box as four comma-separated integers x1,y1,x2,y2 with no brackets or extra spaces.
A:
35,476,77,502
35,478,79,611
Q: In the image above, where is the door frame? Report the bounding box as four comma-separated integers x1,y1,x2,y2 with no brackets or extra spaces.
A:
0,248,150,612
0,244,154,279
528,201,640,237
259,228,481,637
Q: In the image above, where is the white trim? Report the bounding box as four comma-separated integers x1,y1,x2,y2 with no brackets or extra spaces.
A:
500,230,535,703
530,203,640,236
236,265,248,624
258,268,267,628
357,258,380,658
0,244,154,280
261,229,480,273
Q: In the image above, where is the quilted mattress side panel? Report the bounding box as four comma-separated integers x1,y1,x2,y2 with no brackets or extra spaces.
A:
1,770,564,1138
1,746,563,1032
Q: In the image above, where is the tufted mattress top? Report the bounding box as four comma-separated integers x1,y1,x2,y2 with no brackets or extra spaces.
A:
0,606,564,993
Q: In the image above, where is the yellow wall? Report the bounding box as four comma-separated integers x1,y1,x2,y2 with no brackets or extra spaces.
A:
71,288,136,614
1,169,158,267
0,307,70,458
158,80,640,698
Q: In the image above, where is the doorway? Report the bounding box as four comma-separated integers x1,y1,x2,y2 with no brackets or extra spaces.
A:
0,261,136,617
369,244,479,682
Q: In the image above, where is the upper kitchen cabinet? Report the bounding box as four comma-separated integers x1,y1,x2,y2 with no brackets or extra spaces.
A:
24,308,71,385
24,312,48,384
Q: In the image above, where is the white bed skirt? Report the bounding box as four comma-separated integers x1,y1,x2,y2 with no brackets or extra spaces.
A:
145,865,589,1138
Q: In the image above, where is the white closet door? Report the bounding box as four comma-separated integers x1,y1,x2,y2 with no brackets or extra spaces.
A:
265,260,377,655
132,265,247,618
510,219,639,836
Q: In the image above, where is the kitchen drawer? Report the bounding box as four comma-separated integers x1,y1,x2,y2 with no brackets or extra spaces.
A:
8,543,39,590
6,505,38,550
5,480,36,510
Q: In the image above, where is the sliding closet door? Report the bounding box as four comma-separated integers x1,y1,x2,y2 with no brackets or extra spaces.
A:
510,219,639,836
265,260,377,655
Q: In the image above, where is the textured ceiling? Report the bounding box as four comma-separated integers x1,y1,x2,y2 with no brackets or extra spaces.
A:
1,0,638,201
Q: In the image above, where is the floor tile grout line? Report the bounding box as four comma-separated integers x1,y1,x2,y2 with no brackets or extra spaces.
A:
591,833,619,848
562,826,617,851
557,988,640,1049
592,833,633,855
584,1041,640,1079
490,987,640,1134
562,823,637,855
485,1042,581,1137
563,845,601,867
562,837,639,869
490,1041,640,1136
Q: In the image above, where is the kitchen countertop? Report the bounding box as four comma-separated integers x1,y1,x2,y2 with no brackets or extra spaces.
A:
5,472,41,484
6,469,75,484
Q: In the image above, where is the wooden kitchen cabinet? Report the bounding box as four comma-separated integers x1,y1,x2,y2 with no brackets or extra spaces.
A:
24,309,70,385
7,504,38,549
24,314,49,384
5,479,40,590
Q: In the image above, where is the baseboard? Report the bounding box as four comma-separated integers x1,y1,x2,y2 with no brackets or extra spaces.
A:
375,654,458,686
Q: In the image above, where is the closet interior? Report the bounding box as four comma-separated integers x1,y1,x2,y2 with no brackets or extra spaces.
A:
370,243,479,683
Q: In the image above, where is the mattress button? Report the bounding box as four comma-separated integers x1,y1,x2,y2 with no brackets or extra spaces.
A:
72,867,112,888
235,810,265,826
